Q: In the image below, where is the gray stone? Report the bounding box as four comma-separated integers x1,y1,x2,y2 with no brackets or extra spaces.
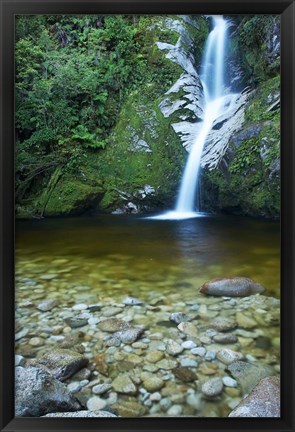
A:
87,396,107,411
43,410,117,417
181,340,197,349
15,355,26,367
67,382,81,393
166,339,184,356
213,333,238,344
222,376,238,388
211,317,237,332
200,277,265,297
167,404,183,416
37,299,58,312
72,303,89,311
29,348,89,381
227,361,274,393
92,383,112,395
205,351,216,361
202,377,223,398
228,376,280,417
64,316,88,329
15,328,28,341
170,312,193,324
15,366,82,417
217,349,244,365
191,347,206,357
180,358,198,368
123,296,143,306
115,327,144,344
177,322,198,337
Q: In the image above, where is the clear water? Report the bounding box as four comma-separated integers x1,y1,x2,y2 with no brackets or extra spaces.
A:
15,214,280,298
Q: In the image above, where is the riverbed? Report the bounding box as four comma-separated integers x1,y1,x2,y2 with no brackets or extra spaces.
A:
15,214,280,417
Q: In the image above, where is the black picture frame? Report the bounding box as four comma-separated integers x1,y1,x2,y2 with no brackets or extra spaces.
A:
0,0,294,431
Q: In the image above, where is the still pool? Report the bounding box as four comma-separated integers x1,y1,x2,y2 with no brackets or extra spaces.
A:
15,214,280,299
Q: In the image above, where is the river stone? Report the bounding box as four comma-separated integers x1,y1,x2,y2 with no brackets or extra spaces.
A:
236,311,257,329
112,373,137,395
157,358,178,370
123,296,143,306
213,333,238,344
111,400,146,417
28,337,44,347
98,318,130,333
115,327,144,344
227,361,274,393
102,307,123,317
37,299,58,312
181,340,197,349
92,383,112,395
217,349,244,365
29,348,89,381
146,350,165,363
43,410,117,417
222,376,238,387
211,317,237,331
167,404,183,416
228,376,280,417
180,358,198,368
72,303,89,311
143,376,164,392
67,382,81,393
191,347,206,357
166,339,184,356
201,377,223,398
172,367,198,382
15,366,82,417
87,396,107,411
15,355,26,367
64,316,88,329
200,277,265,297
170,312,193,324
177,322,198,337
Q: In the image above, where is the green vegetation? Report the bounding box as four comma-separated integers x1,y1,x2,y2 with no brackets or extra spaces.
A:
15,14,280,219
16,14,208,217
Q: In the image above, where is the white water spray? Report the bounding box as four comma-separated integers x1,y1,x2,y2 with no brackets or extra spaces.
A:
151,16,231,220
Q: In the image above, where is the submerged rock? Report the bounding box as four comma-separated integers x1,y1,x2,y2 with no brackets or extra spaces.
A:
200,277,265,297
15,366,82,417
227,360,274,393
201,377,223,398
37,299,58,312
29,348,89,381
115,327,144,344
112,373,137,395
228,376,280,417
98,318,130,333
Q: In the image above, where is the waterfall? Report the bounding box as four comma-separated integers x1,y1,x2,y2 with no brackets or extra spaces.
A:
150,16,232,220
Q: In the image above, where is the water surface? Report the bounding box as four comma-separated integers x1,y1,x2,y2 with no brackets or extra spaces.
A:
15,214,280,299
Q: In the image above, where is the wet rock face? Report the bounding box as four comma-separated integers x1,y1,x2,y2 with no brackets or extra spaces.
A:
15,366,82,417
29,349,89,381
228,376,280,417
200,277,265,297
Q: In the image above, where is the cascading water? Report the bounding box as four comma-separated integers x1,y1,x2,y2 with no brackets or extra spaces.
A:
150,16,232,220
